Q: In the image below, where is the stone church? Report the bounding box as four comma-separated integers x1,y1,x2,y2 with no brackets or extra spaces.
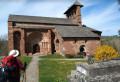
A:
8,1,102,56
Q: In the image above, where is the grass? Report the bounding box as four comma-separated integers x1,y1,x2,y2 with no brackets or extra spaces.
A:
39,59,87,82
17,56,32,75
40,54,64,59
0,58,2,61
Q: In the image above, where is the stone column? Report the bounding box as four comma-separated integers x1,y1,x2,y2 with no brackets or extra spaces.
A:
20,29,25,56
8,22,14,53
48,30,52,54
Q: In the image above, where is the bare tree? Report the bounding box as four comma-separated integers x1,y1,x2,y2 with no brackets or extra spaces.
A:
0,34,8,56
0,34,8,40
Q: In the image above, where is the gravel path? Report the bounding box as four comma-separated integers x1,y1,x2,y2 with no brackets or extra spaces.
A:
24,55,39,82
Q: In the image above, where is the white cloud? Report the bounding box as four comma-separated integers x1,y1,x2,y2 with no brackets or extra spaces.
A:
0,1,26,19
0,1,26,35
0,0,120,36
82,2,120,35
13,1,67,18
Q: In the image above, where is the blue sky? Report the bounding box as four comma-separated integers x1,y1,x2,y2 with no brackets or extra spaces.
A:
0,0,120,36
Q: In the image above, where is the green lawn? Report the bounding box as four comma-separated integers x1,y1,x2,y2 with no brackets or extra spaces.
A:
39,59,87,82
17,56,32,75
0,58,2,61
40,54,64,59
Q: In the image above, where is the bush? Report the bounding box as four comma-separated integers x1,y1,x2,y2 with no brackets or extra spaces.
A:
90,55,94,58
95,45,120,61
77,52,83,55
76,52,84,58
65,54,74,58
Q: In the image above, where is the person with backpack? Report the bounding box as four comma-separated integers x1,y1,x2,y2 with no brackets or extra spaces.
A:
87,54,94,64
1,50,25,82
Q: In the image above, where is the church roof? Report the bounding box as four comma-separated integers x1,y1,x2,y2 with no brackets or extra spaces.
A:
13,25,54,29
64,1,83,14
8,15,78,25
14,25,100,37
73,1,83,6
55,26,100,37
82,26,102,33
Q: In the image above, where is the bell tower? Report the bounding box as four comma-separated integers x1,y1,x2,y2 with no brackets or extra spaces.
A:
64,1,83,27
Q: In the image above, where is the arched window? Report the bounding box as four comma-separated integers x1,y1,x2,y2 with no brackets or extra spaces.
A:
56,39,59,43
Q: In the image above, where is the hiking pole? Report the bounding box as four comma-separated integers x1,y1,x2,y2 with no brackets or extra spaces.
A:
22,62,27,82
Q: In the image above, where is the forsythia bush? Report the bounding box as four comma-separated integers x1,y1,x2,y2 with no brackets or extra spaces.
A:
95,45,120,61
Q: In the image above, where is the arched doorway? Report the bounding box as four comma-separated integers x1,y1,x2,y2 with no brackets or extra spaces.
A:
14,31,21,52
33,44,40,54
79,45,86,57
80,45,85,52
27,32,42,54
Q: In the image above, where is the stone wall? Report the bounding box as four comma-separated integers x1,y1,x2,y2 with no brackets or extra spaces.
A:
51,29,64,55
67,60,120,82
8,21,101,56
66,4,82,27
25,29,50,55
8,22,53,55
8,22,25,56
62,37,100,55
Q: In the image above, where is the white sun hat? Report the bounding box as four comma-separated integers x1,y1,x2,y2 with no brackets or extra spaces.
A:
9,50,19,57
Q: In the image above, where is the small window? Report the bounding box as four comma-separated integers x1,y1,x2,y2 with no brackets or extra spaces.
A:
56,39,59,43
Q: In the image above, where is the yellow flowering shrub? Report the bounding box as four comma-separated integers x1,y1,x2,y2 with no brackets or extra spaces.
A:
95,45,119,61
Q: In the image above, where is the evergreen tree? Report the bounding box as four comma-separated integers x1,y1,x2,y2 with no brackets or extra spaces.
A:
118,0,120,4
118,30,120,36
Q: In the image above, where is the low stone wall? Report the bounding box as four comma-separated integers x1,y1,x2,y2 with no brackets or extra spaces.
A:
67,60,120,82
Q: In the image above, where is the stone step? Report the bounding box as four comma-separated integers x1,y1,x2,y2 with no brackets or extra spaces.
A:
76,61,120,77
68,60,120,82
67,75,75,82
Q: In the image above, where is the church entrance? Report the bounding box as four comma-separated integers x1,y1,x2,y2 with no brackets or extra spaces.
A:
79,45,86,57
80,45,85,52
33,44,40,54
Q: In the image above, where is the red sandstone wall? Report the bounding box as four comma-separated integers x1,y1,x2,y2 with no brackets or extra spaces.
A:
62,38,101,55
25,29,52,55
8,22,101,56
8,22,14,53
8,22,25,56
66,6,82,27
86,40,100,55
51,29,64,55
8,22,53,56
